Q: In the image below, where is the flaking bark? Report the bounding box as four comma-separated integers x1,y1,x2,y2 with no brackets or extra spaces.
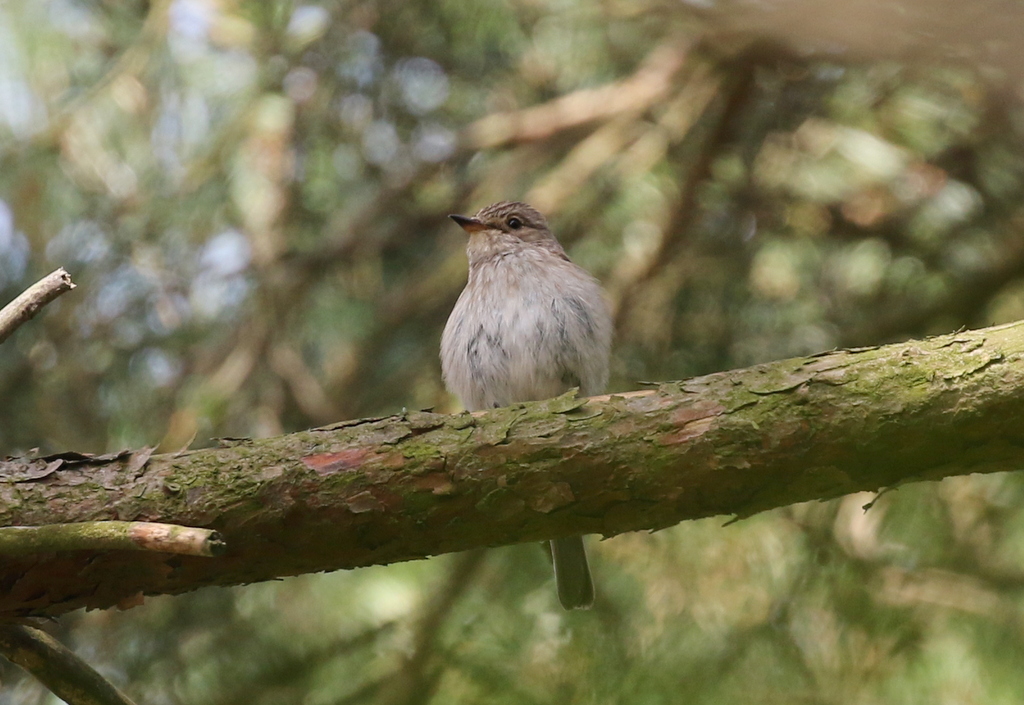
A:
3,320,1024,619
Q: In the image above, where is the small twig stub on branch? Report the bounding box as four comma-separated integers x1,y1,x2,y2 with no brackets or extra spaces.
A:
0,521,226,557
0,268,76,344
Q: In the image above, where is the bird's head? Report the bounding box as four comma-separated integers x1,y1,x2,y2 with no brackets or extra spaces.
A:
449,201,567,264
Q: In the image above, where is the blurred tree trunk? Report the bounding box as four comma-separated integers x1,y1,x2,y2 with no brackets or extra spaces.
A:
4,320,1024,619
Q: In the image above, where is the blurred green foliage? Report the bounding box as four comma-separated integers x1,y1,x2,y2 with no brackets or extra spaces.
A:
4,0,1024,703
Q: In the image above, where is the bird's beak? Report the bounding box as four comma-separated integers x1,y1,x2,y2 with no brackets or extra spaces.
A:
449,214,487,233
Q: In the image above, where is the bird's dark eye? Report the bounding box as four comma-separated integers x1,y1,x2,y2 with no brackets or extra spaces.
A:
507,217,523,230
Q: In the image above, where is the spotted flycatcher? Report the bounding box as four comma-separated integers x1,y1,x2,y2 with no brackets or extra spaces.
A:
441,201,612,609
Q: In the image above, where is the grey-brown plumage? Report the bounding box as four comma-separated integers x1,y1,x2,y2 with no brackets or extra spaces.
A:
441,201,612,609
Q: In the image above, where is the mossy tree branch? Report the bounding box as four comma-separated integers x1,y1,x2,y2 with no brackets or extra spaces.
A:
4,321,1024,619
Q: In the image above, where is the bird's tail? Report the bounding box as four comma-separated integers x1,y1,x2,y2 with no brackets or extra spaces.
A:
550,536,594,609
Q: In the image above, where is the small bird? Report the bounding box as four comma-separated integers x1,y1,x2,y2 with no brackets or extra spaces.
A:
441,201,612,609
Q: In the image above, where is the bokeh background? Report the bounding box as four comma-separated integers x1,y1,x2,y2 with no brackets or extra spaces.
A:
5,0,1024,702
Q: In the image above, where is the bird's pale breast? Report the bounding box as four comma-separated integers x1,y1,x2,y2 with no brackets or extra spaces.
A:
440,251,611,412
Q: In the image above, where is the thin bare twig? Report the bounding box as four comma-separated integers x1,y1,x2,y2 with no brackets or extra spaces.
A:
0,521,226,557
0,624,138,705
0,268,76,345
